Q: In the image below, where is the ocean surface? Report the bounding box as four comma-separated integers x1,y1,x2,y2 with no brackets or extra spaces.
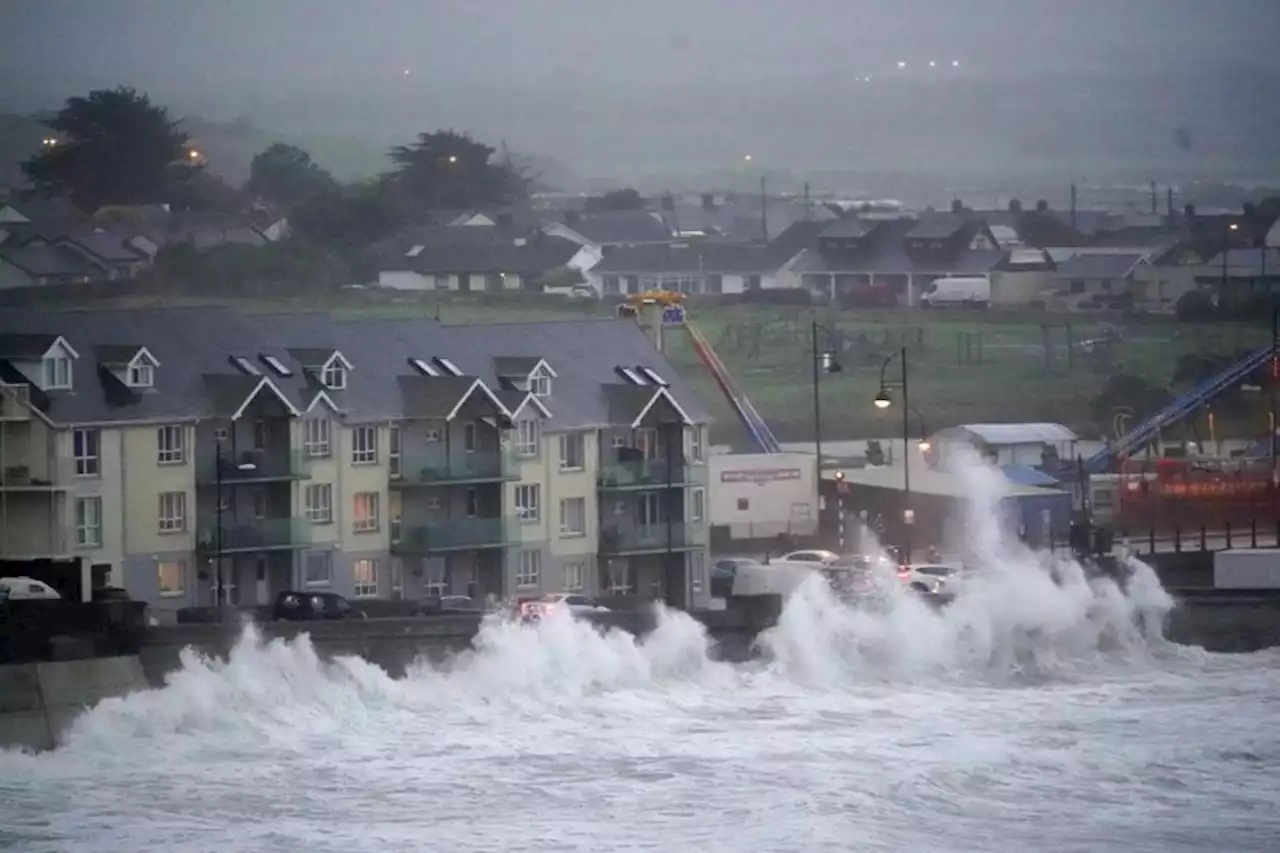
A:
4,461,1280,852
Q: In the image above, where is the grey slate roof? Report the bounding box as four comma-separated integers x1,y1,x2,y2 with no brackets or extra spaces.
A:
93,345,145,365
397,375,499,419
906,214,970,240
556,211,672,245
1055,252,1146,280
0,309,711,430
590,243,796,275
380,232,581,276
0,244,105,277
819,218,880,239
492,356,542,377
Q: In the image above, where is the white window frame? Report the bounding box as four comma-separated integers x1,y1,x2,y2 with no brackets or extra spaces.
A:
389,425,402,478
689,551,705,594
44,355,72,390
352,425,378,465
424,562,447,597
464,422,477,453
515,419,539,457
75,497,102,548
529,367,552,398
390,557,404,601
689,426,704,462
353,491,380,533
558,431,584,471
127,362,154,388
157,560,185,598
304,417,331,457
515,484,540,522
73,428,99,477
352,558,378,598
516,550,541,588
305,483,333,523
304,551,332,586
322,362,347,390
690,487,705,524
559,496,586,537
157,425,185,464
158,491,186,533
563,561,585,593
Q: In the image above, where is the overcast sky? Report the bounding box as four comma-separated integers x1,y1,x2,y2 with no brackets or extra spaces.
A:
3,1,1278,182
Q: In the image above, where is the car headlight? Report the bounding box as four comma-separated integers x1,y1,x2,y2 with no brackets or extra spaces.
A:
930,581,943,594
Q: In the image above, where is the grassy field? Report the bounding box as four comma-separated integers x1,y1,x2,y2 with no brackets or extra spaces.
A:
50,292,1273,448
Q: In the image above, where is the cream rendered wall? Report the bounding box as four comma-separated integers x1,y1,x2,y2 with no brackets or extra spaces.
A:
507,418,552,546
337,421,391,553
545,428,599,590
61,425,126,583
123,422,195,555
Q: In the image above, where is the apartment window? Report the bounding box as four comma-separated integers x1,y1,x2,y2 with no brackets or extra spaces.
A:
689,427,704,462
638,492,661,526
353,491,380,532
516,550,541,588
352,426,378,464
465,488,478,518
424,562,447,596
515,419,539,456
424,427,442,443
158,491,186,533
304,551,332,586
75,497,102,547
73,428,100,477
634,427,658,459
304,418,331,457
322,362,347,390
530,368,552,398
464,422,477,453
515,484,540,522
43,354,72,390
690,487,705,523
157,425,185,464
157,561,185,597
563,561,586,593
689,551,705,594
352,558,378,598
251,489,267,519
558,432,584,470
127,362,153,388
252,420,267,451
390,557,404,601
389,425,401,478
559,497,586,537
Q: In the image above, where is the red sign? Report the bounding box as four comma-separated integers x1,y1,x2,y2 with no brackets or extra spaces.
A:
720,468,802,485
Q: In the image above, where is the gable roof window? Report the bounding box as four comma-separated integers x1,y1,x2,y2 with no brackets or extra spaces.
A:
529,364,552,397
44,352,72,390
322,361,347,390
128,361,154,388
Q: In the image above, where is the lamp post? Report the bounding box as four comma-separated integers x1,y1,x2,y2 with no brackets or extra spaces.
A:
1221,220,1240,292
811,319,842,541
213,440,256,620
872,346,925,564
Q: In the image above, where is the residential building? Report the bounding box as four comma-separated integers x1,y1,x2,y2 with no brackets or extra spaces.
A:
543,210,674,253
1197,247,1280,308
0,308,713,612
1052,251,1148,307
585,243,801,296
374,227,598,291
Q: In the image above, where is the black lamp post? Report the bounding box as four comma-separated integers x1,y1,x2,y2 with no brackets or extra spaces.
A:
873,346,929,564
810,318,842,535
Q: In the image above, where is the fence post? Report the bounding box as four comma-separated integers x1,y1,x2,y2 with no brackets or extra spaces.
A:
1252,518,1258,549
1148,524,1156,554
1200,525,1208,551
1225,521,1232,550
1173,523,1181,553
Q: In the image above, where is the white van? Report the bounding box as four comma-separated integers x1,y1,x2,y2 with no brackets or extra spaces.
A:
0,577,61,601
920,276,990,308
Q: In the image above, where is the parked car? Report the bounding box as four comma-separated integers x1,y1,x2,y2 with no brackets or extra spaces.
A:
898,564,963,595
273,591,366,621
776,549,840,566
520,594,609,622
0,577,61,602
711,557,764,599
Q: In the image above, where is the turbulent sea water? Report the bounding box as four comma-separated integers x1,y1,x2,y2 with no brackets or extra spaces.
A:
4,461,1280,852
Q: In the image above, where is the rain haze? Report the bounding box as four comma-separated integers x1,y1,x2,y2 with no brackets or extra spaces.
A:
3,0,1279,191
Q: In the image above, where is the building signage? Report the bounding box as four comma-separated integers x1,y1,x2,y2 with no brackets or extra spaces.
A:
720,468,802,485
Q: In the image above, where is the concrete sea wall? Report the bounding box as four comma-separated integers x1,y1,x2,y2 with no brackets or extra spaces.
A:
0,656,149,752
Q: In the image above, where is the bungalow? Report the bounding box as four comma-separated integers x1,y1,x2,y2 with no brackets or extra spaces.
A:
584,243,801,296
0,243,107,289
1052,250,1149,308
376,228,595,292
544,210,674,252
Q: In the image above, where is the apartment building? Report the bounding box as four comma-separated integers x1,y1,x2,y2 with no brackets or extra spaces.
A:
0,308,713,612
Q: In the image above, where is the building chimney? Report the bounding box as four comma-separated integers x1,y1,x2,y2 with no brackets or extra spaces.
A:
634,300,665,352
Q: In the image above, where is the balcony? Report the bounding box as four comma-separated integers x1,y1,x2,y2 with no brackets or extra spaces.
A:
196,518,312,554
391,451,517,487
392,516,517,554
598,522,699,555
597,457,691,490
0,458,73,492
0,527,69,558
196,449,311,485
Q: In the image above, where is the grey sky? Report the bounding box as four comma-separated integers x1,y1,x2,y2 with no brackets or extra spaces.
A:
3,1,1278,184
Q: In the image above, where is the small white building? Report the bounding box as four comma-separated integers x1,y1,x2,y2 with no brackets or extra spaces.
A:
930,423,1078,468
708,452,818,540
585,243,801,297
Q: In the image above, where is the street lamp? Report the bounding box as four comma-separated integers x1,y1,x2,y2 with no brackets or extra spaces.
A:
811,319,842,536
872,346,917,564
213,440,257,619
1222,220,1240,292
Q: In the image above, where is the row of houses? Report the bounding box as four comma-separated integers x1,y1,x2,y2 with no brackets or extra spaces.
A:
0,307,714,613
374,203,1278,312
0,199,290,288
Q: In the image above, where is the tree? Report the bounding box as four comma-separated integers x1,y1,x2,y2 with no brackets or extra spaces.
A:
245,143,337,208
585,188,644,212
383,130,528,215
290,182,402,251
22,87,200,210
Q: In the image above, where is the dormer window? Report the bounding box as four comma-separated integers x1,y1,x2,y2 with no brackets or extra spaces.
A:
530,367,551,397
44,354,72,390
128,362,154,388
322,362,347,390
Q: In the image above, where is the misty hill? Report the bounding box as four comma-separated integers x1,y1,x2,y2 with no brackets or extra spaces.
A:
0,112,389,191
